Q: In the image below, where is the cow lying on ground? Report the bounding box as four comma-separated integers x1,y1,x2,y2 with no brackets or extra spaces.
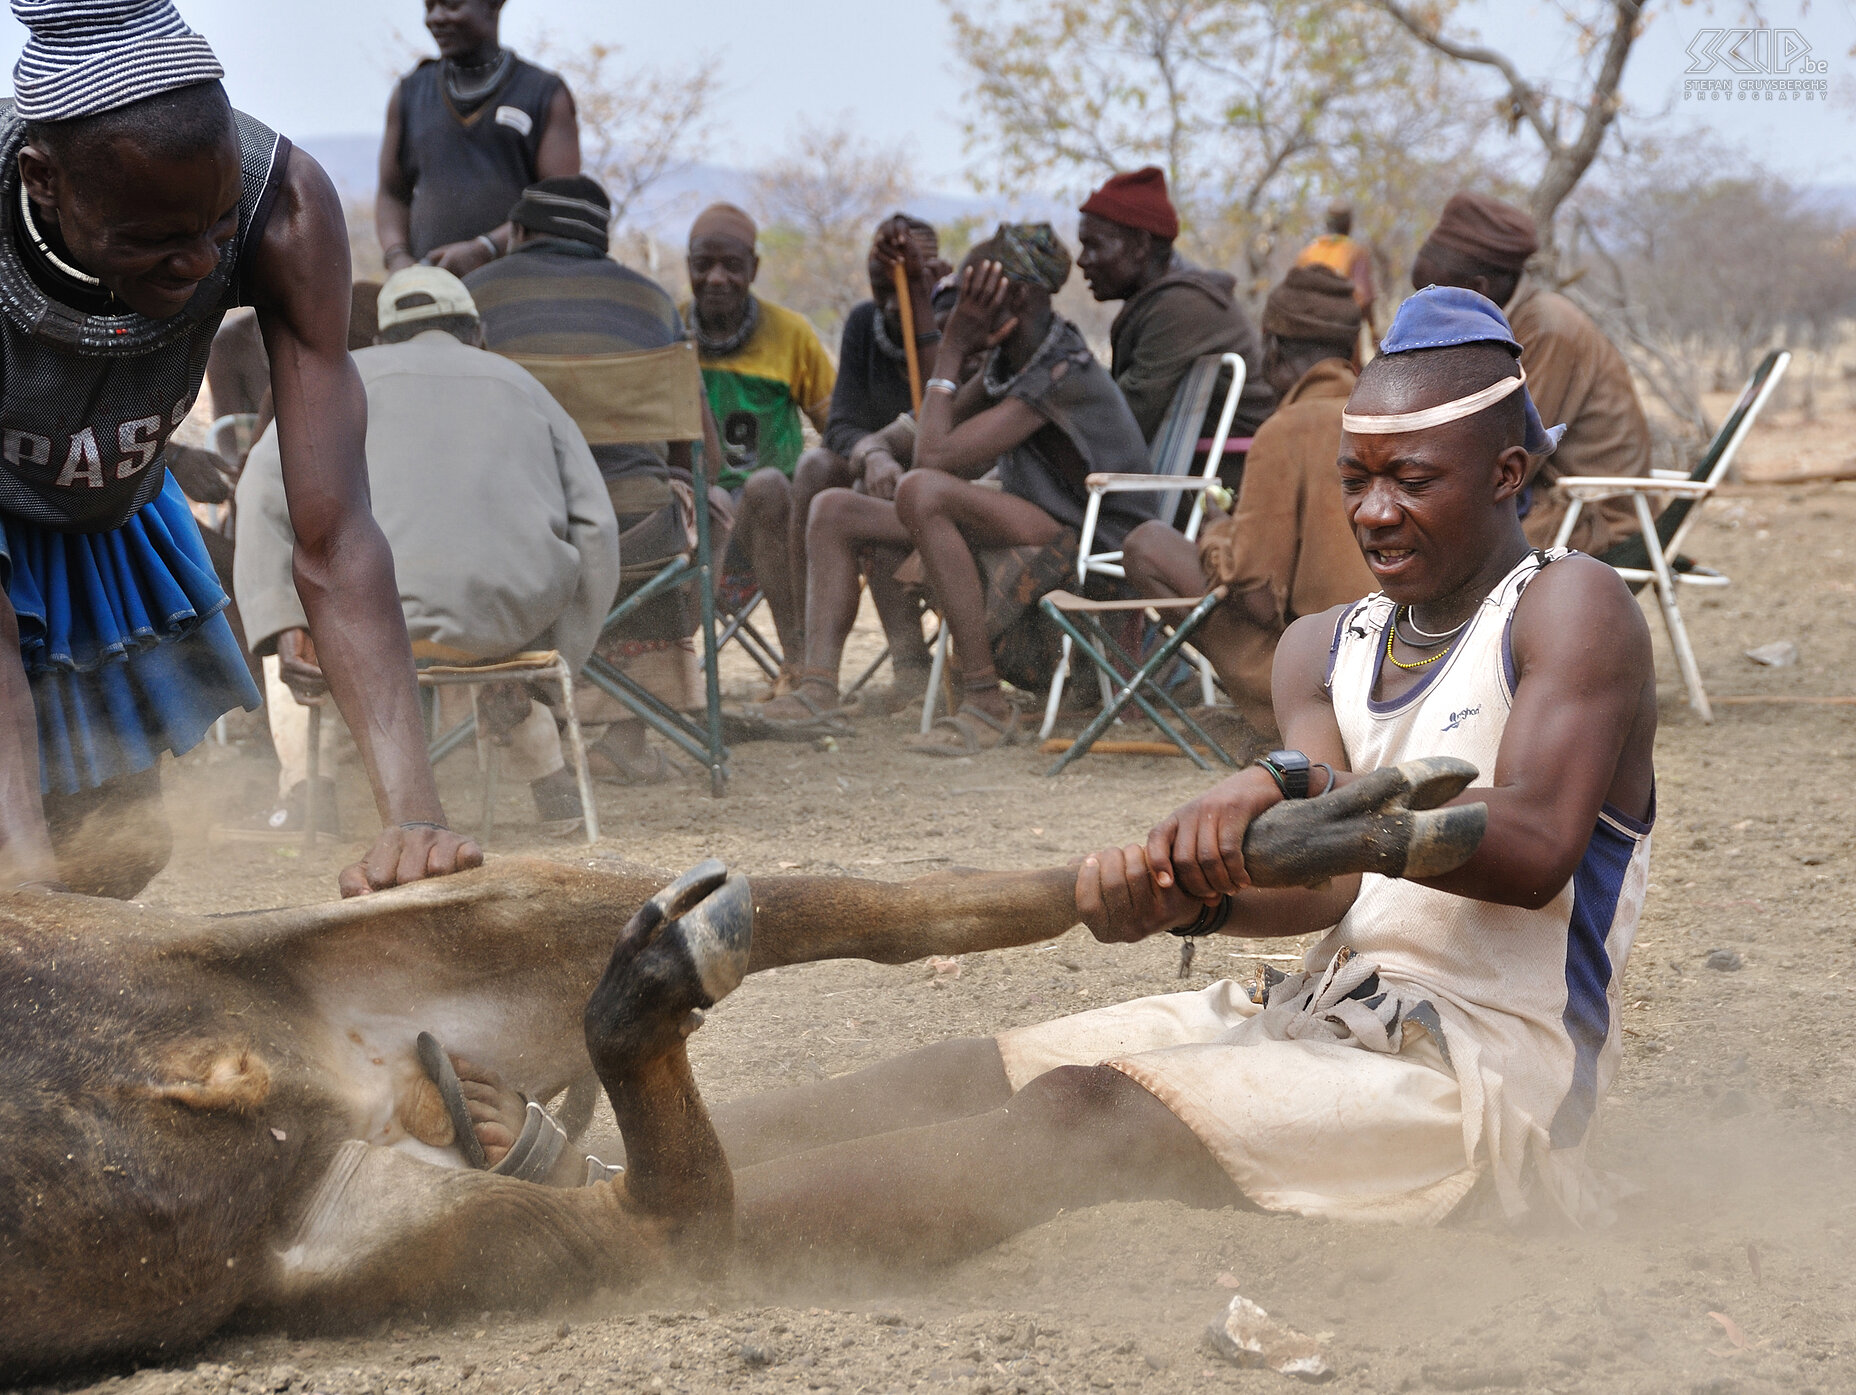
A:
0,759,1482,1380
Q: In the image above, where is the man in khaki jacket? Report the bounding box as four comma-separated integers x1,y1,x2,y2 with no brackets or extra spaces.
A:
1122,265,1375,737
1411,192,1653,555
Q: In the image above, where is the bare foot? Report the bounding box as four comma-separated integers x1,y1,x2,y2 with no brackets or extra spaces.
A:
751,664,803,704
449,1054,527,1168
758,677,840,724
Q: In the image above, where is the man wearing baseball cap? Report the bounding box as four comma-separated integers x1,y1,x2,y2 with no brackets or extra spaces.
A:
1077,167,1275,463
235,267,619,837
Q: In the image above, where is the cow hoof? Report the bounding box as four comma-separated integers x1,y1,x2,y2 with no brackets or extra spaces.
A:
583,862,754,1070
1242,756,1488,887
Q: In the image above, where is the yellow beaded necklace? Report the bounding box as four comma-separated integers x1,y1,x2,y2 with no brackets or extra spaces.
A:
1385,606,1463,671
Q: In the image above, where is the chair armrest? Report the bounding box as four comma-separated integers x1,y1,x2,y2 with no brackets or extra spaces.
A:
1650,469,1690,481
1085,473,1221,494
1558,476,1711,500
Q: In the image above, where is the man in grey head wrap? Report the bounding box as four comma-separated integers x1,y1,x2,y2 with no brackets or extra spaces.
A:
758,224,1160,752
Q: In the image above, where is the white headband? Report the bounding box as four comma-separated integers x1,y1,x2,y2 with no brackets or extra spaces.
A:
1341,367,1526,436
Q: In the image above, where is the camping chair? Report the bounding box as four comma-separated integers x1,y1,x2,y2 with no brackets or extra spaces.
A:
713,582,784,684
1551,348,1790,725
507,341,729,795
1033,352,1250,770
301,647,600,848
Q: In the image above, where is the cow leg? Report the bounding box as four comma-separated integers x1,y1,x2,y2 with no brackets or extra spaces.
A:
253,866,755,1328
581,861,752,1264
251,1142,663,1331
747,865,1080,970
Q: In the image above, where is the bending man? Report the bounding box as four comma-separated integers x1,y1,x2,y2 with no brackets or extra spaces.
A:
0,1,478,896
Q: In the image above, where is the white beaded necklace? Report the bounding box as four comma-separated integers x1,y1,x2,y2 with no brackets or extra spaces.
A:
19,183,100,286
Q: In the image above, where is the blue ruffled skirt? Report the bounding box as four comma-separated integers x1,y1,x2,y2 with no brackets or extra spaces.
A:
4,472,262,795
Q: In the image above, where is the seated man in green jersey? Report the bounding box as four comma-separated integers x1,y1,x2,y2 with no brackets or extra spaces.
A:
684,203,835,696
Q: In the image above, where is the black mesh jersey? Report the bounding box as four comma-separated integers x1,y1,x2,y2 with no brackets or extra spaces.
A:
397,55,561,260
0,102,291,533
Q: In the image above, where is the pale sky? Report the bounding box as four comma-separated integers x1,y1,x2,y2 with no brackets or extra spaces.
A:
0,0,1849,190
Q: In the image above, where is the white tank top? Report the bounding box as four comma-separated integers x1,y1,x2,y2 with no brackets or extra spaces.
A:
1311,549,1653,1222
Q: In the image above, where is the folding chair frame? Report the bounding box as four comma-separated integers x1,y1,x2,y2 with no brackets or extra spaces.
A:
1040,588,1236,775
580,469,728,797
505,342,729,797
712,586,783,683
1038,352,1249,743
1552,348,1790,725
303,650,601,848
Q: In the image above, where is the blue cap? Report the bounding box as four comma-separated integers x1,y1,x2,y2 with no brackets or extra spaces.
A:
1379,287,1564,455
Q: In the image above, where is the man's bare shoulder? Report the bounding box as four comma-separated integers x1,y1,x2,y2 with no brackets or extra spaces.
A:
1278,602,1359,682
1512,551,1652,666
249,147,348,303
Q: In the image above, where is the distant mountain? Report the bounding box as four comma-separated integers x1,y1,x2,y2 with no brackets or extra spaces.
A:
293,135,1069,241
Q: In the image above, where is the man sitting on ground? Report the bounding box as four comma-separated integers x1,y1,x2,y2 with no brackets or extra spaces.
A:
1295,199,1377,344
1076,166,1275,466
467,175,727,786
1120,264,1375,740
235,268,619,835
782,215,946,713
685,202,836,693
454,287,1656,1249
1412,191,1653,554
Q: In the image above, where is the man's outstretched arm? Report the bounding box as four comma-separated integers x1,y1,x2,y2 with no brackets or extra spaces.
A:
250,147,481,894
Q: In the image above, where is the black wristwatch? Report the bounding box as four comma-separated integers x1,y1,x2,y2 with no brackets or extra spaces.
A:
1256,749,1312,800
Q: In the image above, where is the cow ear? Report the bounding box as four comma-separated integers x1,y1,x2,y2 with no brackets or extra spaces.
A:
148,1045,272,1113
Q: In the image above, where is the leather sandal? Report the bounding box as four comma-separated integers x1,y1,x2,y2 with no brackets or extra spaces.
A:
907,702,1020,756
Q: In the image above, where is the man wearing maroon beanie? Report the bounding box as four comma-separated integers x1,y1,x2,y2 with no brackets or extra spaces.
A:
1077,167,1275,471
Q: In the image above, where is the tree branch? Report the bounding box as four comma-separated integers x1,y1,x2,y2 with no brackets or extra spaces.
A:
1530,2,1643,228
1370,0,1561,154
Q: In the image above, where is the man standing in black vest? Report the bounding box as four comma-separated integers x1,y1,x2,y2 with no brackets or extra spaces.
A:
376,0,581,277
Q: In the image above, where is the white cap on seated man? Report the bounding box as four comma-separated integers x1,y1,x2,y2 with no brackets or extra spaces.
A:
233,266,621,837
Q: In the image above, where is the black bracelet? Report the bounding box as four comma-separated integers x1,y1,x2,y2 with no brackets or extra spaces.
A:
399,820,450,834
914,328,942,343
1168,895,1233,938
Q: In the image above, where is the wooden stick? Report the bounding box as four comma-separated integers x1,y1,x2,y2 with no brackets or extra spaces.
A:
1038,738,1195,757
893,261,923,413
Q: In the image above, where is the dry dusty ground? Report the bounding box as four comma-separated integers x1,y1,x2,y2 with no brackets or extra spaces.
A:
19,412,1856,1395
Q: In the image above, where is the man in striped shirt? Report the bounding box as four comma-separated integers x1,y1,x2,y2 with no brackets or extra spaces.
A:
467,176,726,785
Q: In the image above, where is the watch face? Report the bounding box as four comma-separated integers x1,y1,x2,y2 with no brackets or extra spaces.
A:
1266,749,1310,772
